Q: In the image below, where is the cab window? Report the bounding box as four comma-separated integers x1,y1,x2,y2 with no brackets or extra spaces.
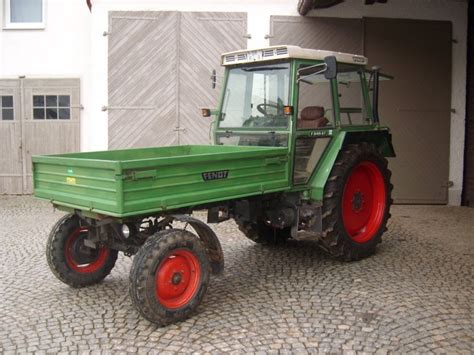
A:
296,63,333,130
337,65,372,125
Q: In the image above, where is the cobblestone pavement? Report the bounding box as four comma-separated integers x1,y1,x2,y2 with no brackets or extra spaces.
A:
0,196,473,354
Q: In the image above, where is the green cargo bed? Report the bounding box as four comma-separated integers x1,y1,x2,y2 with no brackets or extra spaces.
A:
32,145,290,217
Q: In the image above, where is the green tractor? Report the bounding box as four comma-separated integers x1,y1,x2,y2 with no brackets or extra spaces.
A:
34,45,394,326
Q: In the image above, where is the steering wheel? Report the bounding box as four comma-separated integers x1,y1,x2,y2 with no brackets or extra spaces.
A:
257,103,280,116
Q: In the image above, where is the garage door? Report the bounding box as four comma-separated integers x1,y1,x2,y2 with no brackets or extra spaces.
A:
364,18,452,204
108,11,247,149
269,16,363,53
0,78,81,194
270,16,452,204
0,80,22,194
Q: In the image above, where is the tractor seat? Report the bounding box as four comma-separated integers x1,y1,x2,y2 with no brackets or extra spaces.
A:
297,106,329,129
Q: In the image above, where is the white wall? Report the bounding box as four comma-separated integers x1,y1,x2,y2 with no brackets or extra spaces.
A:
0,0,92,127
0,0,468,204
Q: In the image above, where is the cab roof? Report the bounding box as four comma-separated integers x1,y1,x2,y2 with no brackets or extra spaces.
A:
221,45,368,66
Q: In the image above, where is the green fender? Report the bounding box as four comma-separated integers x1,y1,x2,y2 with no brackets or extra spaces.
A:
309,129,395,201
309,131,346,201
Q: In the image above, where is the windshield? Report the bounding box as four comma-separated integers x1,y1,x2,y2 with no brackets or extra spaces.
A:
219,62,291,129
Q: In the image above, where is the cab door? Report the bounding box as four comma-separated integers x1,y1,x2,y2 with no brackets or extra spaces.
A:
293,62,333,185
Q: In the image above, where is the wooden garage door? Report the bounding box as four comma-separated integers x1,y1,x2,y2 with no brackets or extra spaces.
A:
270,16,452,204
0,78,81,194
269,16,364,54
0,80,22,194
364,18,452,204
108,11,247,149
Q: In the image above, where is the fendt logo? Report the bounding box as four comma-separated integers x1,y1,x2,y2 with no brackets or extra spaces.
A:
202,170,229,181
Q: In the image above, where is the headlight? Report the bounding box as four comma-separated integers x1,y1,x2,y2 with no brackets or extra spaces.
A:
121,224,131,238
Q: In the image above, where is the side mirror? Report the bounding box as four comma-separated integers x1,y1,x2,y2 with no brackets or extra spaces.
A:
210,69,217,89
324,56,337,80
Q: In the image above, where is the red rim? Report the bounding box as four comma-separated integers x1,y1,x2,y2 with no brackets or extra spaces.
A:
342,161,386,243
155,249,201,309
64,227,110,273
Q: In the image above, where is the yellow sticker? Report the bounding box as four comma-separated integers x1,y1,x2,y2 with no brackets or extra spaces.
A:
66,177,76,185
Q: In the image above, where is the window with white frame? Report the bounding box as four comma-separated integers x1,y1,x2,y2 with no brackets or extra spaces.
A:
4,0,45,29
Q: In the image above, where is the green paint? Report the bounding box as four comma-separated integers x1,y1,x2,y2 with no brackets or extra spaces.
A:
32,54,395,219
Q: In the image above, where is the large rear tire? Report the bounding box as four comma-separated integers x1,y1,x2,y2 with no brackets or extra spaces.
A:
46,214,118,288
320,142,392,261
129,229,210,326
236,220,290,245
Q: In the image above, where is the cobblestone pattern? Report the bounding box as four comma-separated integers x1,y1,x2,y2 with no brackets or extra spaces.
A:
0,196,472,353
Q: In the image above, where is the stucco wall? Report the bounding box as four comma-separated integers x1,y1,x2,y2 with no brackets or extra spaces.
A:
0,0,468,204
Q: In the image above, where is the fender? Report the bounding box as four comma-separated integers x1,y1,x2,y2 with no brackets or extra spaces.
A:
171,214,224,275
344,129,396,158
309,131,346,201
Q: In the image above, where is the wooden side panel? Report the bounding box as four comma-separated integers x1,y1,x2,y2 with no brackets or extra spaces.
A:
365,18,452,204
108,11,179,149
178,12,247,144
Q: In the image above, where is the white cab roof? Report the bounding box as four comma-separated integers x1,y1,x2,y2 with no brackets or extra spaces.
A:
221,45,367,66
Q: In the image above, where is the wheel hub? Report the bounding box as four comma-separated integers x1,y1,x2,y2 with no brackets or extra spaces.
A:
171,272,183,285
351,191,364,212
65,227,110,274
155,249,201,309
70,235,100,264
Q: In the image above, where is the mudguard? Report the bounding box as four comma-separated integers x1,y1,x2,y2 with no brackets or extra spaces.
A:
171,214,224,275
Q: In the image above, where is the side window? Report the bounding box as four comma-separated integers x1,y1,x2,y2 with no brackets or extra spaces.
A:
4,0,45,29
297,64,333,130
1,96,14,120
33,95,71,120
337,70,371,125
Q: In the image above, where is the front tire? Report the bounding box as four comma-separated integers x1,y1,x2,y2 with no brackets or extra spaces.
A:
46,214,118,288
129,229,210,326
320,143,392,261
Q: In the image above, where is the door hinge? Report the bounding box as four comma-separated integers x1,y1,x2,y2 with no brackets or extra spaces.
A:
443,181,454,188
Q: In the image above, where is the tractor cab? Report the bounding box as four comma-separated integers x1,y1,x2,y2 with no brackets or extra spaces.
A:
211,45,393,185
212,45,389,149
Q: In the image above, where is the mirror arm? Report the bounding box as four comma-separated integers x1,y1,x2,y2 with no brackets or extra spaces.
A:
372,67,380,124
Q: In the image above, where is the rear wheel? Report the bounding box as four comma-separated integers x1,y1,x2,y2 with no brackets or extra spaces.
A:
236,220,290,245
46,214,118,288
320,142,392,261
129,229,210,326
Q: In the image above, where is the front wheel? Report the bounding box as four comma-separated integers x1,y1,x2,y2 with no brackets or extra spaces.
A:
320,142,393,261
46,214,118,288
129,229,210,326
